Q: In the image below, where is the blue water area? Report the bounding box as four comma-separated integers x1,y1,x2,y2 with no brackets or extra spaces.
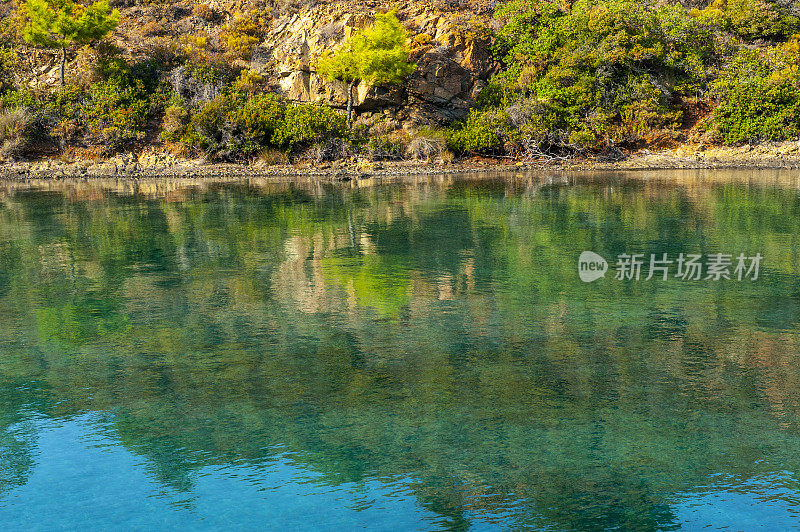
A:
0,170,799,530
0,415,448,530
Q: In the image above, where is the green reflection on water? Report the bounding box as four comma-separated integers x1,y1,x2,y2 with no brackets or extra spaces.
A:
0,172,799,530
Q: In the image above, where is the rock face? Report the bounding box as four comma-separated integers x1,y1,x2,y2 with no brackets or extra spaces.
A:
249,4,499,128
12,0,498,129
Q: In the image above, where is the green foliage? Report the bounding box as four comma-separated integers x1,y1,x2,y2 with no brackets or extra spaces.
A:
22,0,119,49
0,89,39,112
272,104,349,151
188,89,286,158
712,39,800,143
317,11,416,85
692,0,799,42
84,79,151,140
446,108,506,154
184,77,348,160
0,45,17,95
160,104,188,142
1,54,164,150
486,0,715,153
22,0,119,87
0,8,24,94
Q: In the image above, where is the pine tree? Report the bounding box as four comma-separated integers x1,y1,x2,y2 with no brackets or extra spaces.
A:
317,11,415,126
22,0,119,87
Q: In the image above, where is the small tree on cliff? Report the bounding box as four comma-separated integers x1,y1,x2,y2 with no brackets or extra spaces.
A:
22,0,119,87
317,11,415,127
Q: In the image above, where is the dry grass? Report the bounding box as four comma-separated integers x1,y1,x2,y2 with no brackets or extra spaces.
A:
0,108,31,161
256,148,289,166
302,139,350,163
406,135,452,162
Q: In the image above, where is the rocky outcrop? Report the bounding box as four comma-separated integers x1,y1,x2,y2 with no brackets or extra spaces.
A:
249,4,500,128
12,0,498,129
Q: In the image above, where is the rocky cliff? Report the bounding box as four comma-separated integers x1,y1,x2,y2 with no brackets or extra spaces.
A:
246,2,498,129
11,0,500,131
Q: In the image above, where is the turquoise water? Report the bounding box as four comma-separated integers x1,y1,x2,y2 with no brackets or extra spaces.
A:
0,171,799,530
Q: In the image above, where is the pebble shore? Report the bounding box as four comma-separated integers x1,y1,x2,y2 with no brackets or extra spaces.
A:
4,141,800,180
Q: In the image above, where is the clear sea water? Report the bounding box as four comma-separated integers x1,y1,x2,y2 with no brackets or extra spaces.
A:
0,170,799,530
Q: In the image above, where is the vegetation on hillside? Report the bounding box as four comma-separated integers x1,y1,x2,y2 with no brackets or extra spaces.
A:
445,0,800,157
22,0,119,87
317,10,415,126
0,0,799,163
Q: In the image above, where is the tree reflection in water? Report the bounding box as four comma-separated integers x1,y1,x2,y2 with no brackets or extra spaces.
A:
0,172,798,529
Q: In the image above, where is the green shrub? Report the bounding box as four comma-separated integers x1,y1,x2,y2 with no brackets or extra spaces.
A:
187,88,287,158
272,104,349,152
160,105,188,141
185,88,349,160
84,79,151,138
715,80,800,143
488,0,714,152
0,90,39,112
446,109,506,154
1,54,164,151
0,45,17,95
713,40,800,143
692,0,799,42
189,96,240,155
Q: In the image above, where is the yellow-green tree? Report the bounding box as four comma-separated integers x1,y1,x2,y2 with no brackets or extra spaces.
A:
317,11,415,126
22,0,119,87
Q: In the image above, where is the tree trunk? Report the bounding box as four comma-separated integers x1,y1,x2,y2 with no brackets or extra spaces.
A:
347,80,355,128
59,46,66,88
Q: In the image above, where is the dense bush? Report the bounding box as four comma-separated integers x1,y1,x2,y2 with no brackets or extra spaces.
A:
0,15,20,96
188,90,286,158
449,0,717,154
441,0,800,153
0,45,16,95
692,0,799,42
0,53,166,151
446,108,506,154
712,39,800,143
182,74,349,160
53,56,166,147
272,104,349,152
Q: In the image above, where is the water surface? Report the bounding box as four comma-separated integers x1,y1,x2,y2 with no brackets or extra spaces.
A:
0,170,799,530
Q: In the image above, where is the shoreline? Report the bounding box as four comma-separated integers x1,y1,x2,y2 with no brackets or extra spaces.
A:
4,141,800,179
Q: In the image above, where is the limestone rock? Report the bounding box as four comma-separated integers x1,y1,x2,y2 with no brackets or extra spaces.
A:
249,4,499,126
